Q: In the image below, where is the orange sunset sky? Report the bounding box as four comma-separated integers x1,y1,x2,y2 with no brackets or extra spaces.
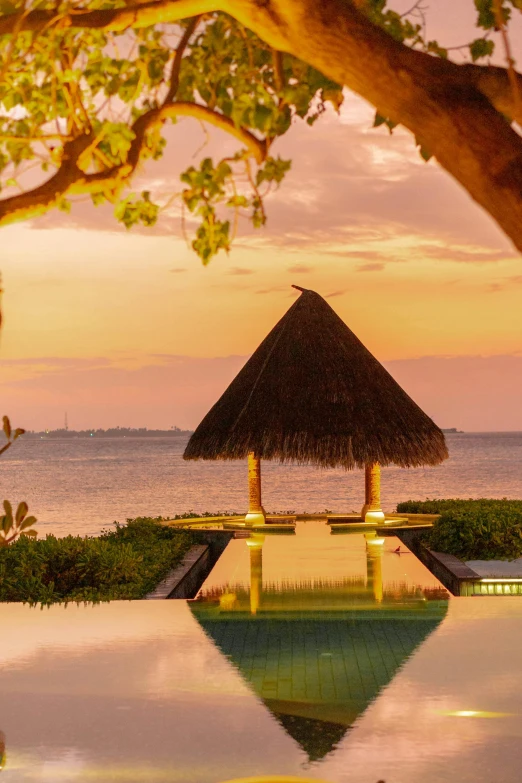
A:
1,1,521,433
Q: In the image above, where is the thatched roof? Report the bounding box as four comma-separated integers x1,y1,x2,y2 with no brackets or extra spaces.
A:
184,286,448,468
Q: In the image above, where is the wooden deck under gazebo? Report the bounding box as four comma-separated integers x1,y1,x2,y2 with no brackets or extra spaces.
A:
183,286,448,526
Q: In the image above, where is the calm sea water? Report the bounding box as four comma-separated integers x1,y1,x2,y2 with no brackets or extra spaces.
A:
1,432,521,538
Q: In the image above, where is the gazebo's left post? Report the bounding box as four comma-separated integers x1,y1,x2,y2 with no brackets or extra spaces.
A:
247,534,264,614
245,452,266,527
364,463,385,524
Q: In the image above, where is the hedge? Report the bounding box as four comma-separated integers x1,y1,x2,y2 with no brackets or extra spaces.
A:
0,517,196,604
398,500,522,561
397,498,522,515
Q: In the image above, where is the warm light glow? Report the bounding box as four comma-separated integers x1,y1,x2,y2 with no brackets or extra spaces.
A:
220,777,336,783
367,537,386,546
441,710,512,718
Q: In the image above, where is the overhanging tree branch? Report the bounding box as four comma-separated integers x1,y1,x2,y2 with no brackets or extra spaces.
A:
0,101,267,226
0,0,215,35
164,15,200,103
1,0,522,251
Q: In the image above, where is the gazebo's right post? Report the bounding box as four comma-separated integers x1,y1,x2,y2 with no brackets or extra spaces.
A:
363,463,385,524
245,452,266,527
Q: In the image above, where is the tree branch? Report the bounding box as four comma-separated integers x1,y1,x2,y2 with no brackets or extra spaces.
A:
0,0,217,35
0,101,267,226
164,15,200,103
2,0,522,249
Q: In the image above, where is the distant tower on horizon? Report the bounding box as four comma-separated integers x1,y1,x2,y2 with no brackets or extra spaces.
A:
64,412,68,432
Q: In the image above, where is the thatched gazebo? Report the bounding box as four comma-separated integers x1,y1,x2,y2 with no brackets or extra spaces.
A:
184,286,448,524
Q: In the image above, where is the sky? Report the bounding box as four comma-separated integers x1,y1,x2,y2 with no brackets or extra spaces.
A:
0,1,521,432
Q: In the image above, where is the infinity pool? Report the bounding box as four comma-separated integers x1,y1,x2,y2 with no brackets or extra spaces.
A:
2,522,522,782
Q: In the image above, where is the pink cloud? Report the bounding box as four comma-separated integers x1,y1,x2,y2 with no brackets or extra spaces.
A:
287,264,314,274
227,267,255,276
357,262,385,272
3,353,522,432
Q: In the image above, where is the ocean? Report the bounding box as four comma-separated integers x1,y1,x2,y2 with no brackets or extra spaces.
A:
1,432,521,538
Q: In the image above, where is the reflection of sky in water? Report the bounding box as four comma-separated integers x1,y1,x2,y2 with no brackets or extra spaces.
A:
1,527,522,782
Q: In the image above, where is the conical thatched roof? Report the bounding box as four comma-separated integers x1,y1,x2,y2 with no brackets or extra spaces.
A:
184,286,448,468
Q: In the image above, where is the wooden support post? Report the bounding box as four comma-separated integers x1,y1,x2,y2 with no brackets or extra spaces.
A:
245,452,266,527
364,462,385,524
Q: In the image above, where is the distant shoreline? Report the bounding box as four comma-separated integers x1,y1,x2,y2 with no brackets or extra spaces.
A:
24,427,194,439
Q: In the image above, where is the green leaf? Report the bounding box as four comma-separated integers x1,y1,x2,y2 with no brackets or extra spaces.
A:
3,500,13,524
0,0,17,15
469,38,495,61
415,135,433,162
15,501,28,524
20,516,37,531
20,528,38,537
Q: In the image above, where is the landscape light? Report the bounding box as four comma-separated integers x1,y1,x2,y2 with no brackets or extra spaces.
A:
441,710,511,718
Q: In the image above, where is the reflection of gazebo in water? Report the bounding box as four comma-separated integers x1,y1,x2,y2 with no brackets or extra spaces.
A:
184,287,447,525
191,534,448,762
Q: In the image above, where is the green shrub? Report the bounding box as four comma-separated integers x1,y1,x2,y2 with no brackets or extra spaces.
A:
397,498,522,515
426,501,522,561
0,518,196,604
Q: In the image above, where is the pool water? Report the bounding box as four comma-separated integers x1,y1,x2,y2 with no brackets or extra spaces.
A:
2,522,522,782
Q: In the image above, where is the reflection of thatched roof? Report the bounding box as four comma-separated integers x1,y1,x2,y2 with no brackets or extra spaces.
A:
184,287,448,468
191,610,447,762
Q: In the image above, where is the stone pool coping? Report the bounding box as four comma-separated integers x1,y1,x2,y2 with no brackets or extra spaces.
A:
146,529,235,599
161,512,440,530
395,528,522,597
145,544,210,599
466,559,522,578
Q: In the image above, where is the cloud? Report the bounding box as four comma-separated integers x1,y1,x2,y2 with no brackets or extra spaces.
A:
0,354,247,431
0,356,111,369
169,267,188,273
227,267,255,276
418,244,516,263
2,353,522,432
357,262,385,272
287,264,314,274
25,97,516,262
325,290,347,298
255,286,289,295
487,275,522,293
385,354,522,431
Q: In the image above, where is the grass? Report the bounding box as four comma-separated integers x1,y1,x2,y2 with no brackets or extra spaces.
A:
0,517,197,604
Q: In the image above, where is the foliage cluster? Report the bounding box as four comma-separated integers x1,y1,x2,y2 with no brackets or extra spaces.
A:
399,499,522,561
397,498,522,514
0,0,520,260
0,517,195,603
0,415,36,547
